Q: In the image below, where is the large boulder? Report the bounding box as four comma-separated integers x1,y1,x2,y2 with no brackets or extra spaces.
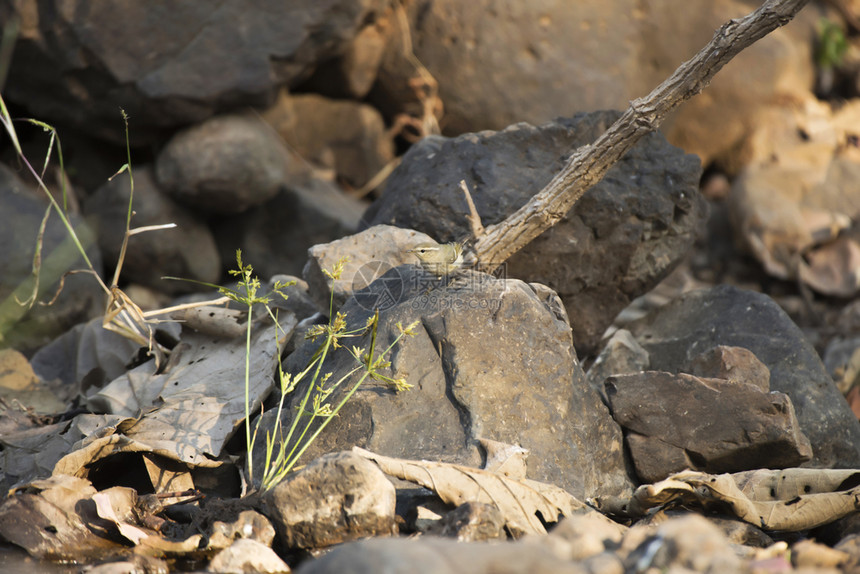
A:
254,266,634,500
155,114,289,214
605,369,812,482
363,111,706,354
384,0,817,171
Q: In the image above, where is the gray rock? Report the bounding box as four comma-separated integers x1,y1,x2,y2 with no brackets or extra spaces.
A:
84,165,221,293
256,266,634,500
586,329,650,401
623,514,743,573
425,502,506,542
393,0,815,171
0,0,391,143
362,111,705,354
687,345,771,391
0,164,104,353
625,284,860,468
215,176,366,280
295,536,590,574
156,114,288,213
302,225,435,313
207,538,290,574
261,451,397,550
261,93,395,189
605,370,812,482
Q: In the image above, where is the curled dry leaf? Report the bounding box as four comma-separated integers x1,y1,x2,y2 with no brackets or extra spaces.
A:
173,305,249,339
92,489,149,545
618,468,860,531
77,312,294,470
353,446,586,536
478,437,529,480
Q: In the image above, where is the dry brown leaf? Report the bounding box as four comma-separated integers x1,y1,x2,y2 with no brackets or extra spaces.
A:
93,489,149,545
478,437,529,480
84,312,294,467
625,469,860,531
142,453,195,493
353,446,585,536
174,305,248,339
1,413,131,487
0,475,119,560
53,433,224,482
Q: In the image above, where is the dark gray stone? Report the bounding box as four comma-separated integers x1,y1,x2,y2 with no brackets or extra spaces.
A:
0,0,391,143
605,371,812,482
214,176,366,280
362,111,705,354
156,115,287,214
625,285,860,469
255,266,634,500
295,536,590,574
83,165,221,293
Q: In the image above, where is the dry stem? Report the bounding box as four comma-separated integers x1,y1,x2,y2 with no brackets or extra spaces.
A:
472,0,810,270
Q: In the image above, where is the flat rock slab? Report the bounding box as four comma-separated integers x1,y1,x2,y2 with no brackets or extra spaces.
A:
605,370,812,482
625,284,860,469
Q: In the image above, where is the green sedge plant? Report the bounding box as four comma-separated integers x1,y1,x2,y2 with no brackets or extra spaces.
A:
0,98,179,362
170,251,416,492
257,257,416,492
0,92,416,493
202,249,293,487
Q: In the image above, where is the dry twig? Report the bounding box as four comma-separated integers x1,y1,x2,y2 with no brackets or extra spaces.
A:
472,0,810,270
459,179,485,239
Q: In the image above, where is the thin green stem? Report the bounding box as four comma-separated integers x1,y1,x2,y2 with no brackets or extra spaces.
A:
243,300,254,484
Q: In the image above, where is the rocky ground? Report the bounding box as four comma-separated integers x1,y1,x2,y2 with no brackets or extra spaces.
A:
3,1,860,572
